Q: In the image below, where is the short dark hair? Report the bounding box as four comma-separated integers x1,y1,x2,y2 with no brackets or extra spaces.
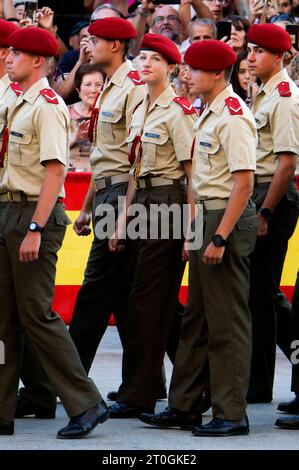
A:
74,63,104,90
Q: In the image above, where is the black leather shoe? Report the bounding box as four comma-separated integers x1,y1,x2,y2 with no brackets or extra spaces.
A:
246,391,272,404
275,416,299,429
107,385,167,402
0,421,14,436
15,395,55,419
57,400,109,439
109,402,154,418
277,396,299,414
192,416,249,436
139,407,202,430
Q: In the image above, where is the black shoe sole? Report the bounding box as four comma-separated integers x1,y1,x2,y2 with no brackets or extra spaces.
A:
277,407,299,414
139,417,195,430
275,423,299,430
192,428,250,437
56,411,109,439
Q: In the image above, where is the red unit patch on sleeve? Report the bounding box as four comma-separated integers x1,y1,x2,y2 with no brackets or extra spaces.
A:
173,97,197,114
39,88,59,104
10,82,22,96
128,71,145,86
225,97,243,115
277,82,291,97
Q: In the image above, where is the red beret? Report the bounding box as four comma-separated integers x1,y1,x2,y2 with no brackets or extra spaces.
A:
8,27,59,56
247,24,292,53
88,18,136,40
0,19,18,48
184,40,236,71
140,33,181,64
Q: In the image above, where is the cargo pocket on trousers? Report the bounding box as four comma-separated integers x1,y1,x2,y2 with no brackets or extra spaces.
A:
236,215,258,231
234,215,258,256
54,210,72,227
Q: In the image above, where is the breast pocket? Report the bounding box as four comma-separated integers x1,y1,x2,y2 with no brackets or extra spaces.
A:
8,132,33,167
99,110,124,142
141,131,169,167
255,115,272,150
197,139,221,173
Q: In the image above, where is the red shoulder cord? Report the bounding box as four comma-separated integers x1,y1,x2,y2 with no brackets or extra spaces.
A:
0,127,9,168
88,92,101,143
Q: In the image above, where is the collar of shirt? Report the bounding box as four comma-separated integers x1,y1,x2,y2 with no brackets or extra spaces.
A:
194,84,233,131
259,68,289,96
16,77,50,105
108,60,133,88
208,84,234,116
147,85,176,113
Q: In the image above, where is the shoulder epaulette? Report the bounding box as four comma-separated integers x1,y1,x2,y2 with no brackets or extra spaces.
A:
225,97,243,115
277,81,291,97
39,88,59,104
173,97,197,114
128,70,145,86
10,82,22,96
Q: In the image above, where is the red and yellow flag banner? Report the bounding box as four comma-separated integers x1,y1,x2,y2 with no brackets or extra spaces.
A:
53,173,299,324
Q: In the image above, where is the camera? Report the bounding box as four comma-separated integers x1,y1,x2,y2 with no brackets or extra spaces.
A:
24,1,38,23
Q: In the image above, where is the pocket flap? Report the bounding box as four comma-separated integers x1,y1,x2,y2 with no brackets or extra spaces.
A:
142,131,168,145
54,211,72,227
99,110,123,124
236,215,258,231
9,131,32,145
198,139,220,154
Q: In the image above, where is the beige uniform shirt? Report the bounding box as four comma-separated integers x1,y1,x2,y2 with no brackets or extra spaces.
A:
128,85,197,179
192,84,257,200
0,74,19,186
90,60,146,181
0,77,70,197
252,68,299,177
0,72,11,101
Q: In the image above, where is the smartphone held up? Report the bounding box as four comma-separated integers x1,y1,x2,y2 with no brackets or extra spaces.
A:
24,1,38,24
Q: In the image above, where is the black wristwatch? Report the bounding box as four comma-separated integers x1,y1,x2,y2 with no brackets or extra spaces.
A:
212,234,227,247
259,207,273,220
28,221,44,233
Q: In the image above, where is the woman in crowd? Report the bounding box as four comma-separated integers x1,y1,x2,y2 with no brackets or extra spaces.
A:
68,63,104,171
225,15,250,54
231,50,250,101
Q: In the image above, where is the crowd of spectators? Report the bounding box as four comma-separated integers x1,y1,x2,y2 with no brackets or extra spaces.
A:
1,0,299,171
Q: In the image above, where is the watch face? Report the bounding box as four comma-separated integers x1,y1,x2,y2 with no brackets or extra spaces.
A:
212,234,225,247
29,223,37,230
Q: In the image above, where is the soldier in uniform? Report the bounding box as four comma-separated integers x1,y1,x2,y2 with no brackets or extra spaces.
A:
0,27,108,438
246,24,299,403
0,19,57,422
140,39,257,436
14,17,183,417
0,19,19,172
14,17,144,419
67,17,146,377
108,33,198,418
